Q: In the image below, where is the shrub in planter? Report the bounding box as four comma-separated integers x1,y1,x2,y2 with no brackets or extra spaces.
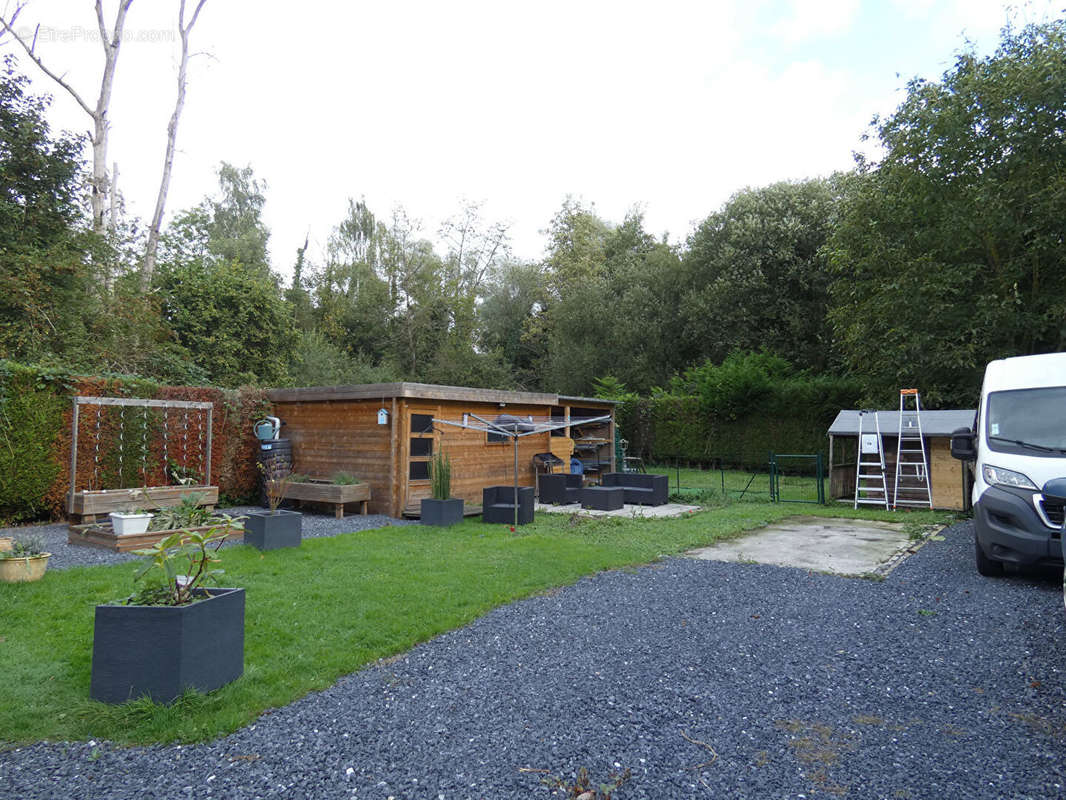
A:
422,450,463,526
90,517,245,705
245,460,301,550
0,535,51,583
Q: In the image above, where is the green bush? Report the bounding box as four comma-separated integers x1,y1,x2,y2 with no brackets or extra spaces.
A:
619,352,862,471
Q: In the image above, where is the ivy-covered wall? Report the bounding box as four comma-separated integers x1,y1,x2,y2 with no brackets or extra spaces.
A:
0,362,270,522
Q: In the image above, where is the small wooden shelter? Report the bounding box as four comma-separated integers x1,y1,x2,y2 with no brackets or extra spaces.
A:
827,409,975,510
265,383,616,518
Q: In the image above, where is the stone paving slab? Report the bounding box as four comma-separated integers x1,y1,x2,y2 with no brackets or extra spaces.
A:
535,500,700,519
686,514,916,575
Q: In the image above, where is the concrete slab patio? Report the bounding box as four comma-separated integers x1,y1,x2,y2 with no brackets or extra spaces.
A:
535,500,700,519
687,514,919,575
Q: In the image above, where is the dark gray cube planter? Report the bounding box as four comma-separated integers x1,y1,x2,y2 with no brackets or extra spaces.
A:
243,509,302,550
421,497,464,526
90,587,245,705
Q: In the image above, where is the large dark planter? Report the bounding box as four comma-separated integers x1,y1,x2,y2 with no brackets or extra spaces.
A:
243,509,302,550
90,587,245,705
421,497,464,526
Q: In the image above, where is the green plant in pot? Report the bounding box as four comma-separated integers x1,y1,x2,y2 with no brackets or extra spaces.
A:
421,450,463,526
89,515,246,704
244,460,302,550
0,535,51,583
109,488,156,536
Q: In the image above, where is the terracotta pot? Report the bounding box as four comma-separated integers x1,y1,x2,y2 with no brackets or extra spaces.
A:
0,536,13,552
0,553,51,583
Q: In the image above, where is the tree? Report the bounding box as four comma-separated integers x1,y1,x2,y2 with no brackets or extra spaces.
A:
539,205,684,394
479,260,548,389
156,163,290,386
1,1,132,234
0,57,103,362
142,0,209,288
681,179,840,372
825,19,1066,406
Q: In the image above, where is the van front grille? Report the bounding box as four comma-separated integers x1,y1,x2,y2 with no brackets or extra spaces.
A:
1038,497,1065,528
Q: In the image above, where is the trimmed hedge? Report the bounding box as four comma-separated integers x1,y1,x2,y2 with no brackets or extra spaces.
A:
0,362,270,522
615,355,863,471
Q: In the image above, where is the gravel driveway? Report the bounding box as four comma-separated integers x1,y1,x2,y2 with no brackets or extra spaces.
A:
2,519,1065,799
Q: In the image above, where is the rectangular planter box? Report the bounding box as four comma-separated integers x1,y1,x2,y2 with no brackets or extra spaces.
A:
69,486,219,522
421,497,464,526
243,510,302,550
68,520,243,553
284,481,371,518
90,587,245,704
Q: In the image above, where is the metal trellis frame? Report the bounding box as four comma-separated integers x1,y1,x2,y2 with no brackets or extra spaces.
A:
68,396,214,515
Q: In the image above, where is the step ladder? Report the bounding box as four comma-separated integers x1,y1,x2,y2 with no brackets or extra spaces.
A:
854,410,889,509
893,389,933,509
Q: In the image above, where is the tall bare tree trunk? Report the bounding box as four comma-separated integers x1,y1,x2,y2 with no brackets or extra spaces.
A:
142,0,207,289
0,1,133,234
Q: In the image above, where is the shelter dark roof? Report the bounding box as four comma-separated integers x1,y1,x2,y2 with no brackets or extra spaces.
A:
267,382,615,407
828,409,975,437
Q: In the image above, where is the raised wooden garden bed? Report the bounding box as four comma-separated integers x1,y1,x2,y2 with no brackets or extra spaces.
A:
67,486,219,524
67,519,243,553
284,481,370,518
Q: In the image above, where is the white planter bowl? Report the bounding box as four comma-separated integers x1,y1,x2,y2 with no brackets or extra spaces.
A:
109,512,154,536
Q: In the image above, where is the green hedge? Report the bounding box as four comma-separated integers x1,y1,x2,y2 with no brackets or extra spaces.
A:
614,354,863,471
0,361,269,523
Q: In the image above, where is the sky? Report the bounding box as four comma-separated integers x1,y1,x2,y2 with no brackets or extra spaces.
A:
2,0,1061,278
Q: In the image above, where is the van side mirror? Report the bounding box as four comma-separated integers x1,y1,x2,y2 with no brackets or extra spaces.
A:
1042,478,1066,503
950,427,976,461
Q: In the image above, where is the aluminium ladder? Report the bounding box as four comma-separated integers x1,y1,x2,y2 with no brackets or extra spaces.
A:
893,389,933,509
854,410,889,509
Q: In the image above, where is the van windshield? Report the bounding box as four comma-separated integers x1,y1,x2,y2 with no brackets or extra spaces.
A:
986,387,1066,455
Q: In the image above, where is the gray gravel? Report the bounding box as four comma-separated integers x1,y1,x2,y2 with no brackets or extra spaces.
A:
3,507,416,571
3,519,1066,799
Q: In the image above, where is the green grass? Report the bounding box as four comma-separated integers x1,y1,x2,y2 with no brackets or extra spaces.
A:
0,502,952,746
651,463,821,502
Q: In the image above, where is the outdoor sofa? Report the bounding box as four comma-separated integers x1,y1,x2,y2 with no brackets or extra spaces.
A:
538,473,582,504
482,485,534,525
601,472,669,506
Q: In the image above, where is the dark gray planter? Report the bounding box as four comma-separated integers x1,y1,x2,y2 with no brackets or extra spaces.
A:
421,497,464,526
90,587,245,705
243,509,302,550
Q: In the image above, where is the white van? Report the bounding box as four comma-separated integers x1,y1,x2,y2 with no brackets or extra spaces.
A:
951,352,1066,575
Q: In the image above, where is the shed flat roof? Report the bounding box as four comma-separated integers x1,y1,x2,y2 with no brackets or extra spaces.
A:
267,382,615,407
828,409,975,437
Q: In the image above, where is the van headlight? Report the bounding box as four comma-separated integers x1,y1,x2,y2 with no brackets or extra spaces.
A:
983,464,1038,490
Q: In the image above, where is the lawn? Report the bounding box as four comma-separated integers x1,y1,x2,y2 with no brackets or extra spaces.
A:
652,463,822,503
0,502,952,746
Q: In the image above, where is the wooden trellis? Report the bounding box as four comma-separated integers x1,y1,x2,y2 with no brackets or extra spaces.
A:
68,396,216,520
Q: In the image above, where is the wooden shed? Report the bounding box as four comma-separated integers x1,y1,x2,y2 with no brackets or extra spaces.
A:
827,409,975,510
266,383,616,518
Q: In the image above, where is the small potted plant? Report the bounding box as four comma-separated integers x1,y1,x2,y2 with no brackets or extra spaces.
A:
89,515,245,704
0,535,51,583
244,460,302,550
109,488,155,536
421,450,463,526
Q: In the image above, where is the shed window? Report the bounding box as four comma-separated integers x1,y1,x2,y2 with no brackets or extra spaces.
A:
410,438,433,457
411,414,434,434
409,461,430,480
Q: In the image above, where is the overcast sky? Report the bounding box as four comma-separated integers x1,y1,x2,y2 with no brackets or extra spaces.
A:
4,1,1061,278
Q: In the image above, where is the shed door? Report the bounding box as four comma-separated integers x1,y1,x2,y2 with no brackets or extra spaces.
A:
405,406,437,510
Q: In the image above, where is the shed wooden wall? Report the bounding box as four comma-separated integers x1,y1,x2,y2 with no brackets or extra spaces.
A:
829,435,964,510
271,399,394,515
274,395,613,518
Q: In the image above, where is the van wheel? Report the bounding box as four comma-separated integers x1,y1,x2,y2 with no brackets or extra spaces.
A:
975,538,1004,576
